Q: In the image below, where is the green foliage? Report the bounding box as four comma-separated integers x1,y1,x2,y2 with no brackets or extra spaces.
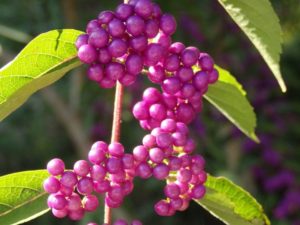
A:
0,29,83,122
218,0,285,92
196,175,270,225
204,66,258,142
0,170,49,225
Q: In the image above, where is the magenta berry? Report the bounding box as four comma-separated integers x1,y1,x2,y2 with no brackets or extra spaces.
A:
47,158,65,176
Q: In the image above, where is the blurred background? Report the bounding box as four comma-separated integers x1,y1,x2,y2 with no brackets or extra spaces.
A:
0,0,299,225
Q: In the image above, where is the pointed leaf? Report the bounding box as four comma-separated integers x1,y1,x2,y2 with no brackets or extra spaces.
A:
195,175,270,225
218,0,285,92
204,66,258,142
0,170,50,225
0,29,83,121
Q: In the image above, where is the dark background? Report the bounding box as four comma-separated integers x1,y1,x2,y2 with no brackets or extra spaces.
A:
0,0,299,225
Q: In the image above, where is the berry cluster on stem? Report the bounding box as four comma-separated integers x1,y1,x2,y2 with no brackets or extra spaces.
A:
44,0,219,224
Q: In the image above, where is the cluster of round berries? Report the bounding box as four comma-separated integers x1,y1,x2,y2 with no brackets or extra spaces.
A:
87,218,142,225
132,89,208,216
76,0,176,88
44,141,135,221
45,0,219,223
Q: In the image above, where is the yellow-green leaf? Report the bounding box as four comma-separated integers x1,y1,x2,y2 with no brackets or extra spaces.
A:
204,66,258,142
0,170,49,225
0,29,83,121
195,175,270,225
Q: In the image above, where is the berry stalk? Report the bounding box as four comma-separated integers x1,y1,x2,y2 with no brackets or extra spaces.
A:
104,81,124,224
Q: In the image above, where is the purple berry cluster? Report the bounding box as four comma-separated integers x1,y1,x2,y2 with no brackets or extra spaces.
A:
45,0,219,223
76,0,176,88
44,141,135,221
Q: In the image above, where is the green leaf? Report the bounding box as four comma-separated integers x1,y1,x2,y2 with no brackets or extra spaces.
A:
0,29,83,122
204,66,258,142
0,170,50,225
218,0,285,92
195,175,270,225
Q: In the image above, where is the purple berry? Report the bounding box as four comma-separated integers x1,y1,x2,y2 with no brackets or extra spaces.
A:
208,68,219,84
149,147,165,163
73,160,90,177
149,103,167,121
176,67,194,82
126,15,145,36
98,11,115,24
78,44,97,64
169,42,185,54
136,162,152,179
172,131,187,146
108,185,124,202
133,145,149,162
130,35,148,52
77,177,94,195
68,208,85,221
109,142,125,158
176,103,195,124
108,38,127,57
198,53,214,71
162,77,182,95
181,47,199,67
177,168,192,183
90,164,106,181
153,163,170,180
160,118,176,132
48,194,67,210
83,195,99,212
145,20,159,38
106,157,122,174
105,62,125,81
160,14,177,35
43,176,60,193
143,87,161,104
152,3,162,18
88,28,109,48
98,48,112,64
147,64,165,84
116,4,133,20
134,0,153,18
119,73,137,86
144,43,164,66
142,134,156,148
75,34,89,49
47,158,65,176
87,64,104,82
86,20,101,34
193,71,209,91
125,54,143,75
154,200,170,216
133,101,149,120
52,208,68,218
94,180,110,193
164,54,180,72
190,185,206,199
156,132,173,149
88,141,107,164
164,183,180,199
108,18,125,37
122,153,135,169
60,171,77,188
99,78,116,89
